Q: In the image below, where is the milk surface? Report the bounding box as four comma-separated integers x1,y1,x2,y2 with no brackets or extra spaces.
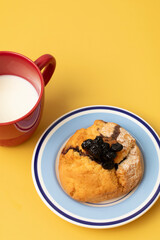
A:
0,75,39,123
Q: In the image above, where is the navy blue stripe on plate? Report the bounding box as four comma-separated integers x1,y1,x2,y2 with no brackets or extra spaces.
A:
33,106,160,227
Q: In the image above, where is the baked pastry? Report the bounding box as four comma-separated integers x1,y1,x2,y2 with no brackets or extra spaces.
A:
58,120,144,203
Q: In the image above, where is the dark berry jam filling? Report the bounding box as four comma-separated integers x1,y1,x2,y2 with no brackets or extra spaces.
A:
81,136,123,170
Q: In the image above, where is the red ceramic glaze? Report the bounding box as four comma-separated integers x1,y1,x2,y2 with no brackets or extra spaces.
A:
0,51,56,146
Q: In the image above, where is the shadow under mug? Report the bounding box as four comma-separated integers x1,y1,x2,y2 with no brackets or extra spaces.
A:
0,51,56,146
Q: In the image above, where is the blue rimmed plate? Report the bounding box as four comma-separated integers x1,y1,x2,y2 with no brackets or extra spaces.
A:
32,106,160,228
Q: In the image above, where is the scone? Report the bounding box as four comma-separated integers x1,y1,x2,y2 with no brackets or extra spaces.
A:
58,120,144,203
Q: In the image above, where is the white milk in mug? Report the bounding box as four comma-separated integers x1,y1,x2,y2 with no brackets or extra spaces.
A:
0,75,39,123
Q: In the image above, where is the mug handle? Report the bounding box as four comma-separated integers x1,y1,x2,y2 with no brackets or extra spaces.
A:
34,54,56,86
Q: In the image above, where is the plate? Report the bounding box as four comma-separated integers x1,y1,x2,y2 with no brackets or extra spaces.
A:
32,106,160,228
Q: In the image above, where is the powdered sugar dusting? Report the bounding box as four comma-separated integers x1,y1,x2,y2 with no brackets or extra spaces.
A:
99,122,117,137
116,145,143,191
117,128,135,149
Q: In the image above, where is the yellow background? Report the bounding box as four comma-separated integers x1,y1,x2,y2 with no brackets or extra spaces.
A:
0,0,160,239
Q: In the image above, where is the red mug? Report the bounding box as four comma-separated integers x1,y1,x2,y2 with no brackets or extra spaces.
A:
0,51,56,146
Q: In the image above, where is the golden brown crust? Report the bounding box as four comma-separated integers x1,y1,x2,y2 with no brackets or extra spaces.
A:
58,120,144,203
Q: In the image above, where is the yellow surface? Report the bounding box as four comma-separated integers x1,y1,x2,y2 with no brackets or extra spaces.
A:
0,0,160,239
